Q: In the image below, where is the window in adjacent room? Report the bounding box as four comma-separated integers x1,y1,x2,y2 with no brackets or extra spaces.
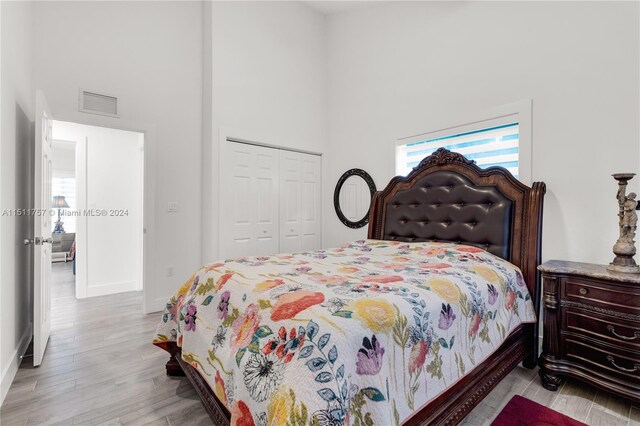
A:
395,101,531,183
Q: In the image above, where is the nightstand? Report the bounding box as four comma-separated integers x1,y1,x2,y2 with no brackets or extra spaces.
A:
538,260,640,403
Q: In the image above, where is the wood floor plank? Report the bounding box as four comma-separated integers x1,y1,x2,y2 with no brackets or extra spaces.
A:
94,419,124,426
24,380,157,425
62,379,195,425
480,367,532,415
165,402,213,426
459,400,493,426
587,407,630,426
140,420,169,426
521,376,562,408
550,379,597,423
119,393,201,425
630,406,640,426
593,390,632,421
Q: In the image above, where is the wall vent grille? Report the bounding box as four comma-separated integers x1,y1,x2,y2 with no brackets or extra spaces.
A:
79,89,118,117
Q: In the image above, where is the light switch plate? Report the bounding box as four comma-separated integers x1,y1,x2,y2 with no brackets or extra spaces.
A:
167,202,178,212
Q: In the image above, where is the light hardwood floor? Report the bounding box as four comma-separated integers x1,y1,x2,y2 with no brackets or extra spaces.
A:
1,262,638,425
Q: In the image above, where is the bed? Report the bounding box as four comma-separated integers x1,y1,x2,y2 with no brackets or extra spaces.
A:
153,148,546,425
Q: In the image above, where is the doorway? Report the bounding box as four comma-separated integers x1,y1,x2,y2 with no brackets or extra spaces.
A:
51,121,144,299
51,139,76,270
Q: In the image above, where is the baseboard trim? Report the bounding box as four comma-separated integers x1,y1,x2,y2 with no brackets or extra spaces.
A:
1,322,33,406
85,280,137,298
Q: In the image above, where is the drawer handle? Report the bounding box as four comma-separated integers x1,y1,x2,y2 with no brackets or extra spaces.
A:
606,355,640,373
607,325,640,341
578,288,588,296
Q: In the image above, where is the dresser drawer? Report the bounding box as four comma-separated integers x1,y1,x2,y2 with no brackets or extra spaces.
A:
564,336,640,382
564,309,640,351
563,278,640,316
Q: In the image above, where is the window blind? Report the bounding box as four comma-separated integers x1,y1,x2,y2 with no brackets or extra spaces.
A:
52,177,76,233
396,123,519,178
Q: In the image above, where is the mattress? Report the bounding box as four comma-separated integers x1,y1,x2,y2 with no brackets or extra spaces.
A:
153,240,536,425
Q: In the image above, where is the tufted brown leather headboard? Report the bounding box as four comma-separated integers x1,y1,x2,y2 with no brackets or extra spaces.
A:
380,170,514,259
368,148,546,364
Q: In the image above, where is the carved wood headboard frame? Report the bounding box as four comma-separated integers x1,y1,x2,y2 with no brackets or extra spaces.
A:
368,148,546,361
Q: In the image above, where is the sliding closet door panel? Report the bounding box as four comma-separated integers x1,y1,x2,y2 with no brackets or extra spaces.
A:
279,152,302,253
279,151,322,253
220,142,279,259
220,144,254,259
301,156,321,251
254,148,279,256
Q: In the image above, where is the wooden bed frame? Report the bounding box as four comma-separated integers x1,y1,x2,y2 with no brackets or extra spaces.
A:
160,148,546,425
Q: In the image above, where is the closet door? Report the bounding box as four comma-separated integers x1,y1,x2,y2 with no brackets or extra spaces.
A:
279,151,321,253
220,142,279,259
279,151,302,253
300,154,321,250
253,148,279,255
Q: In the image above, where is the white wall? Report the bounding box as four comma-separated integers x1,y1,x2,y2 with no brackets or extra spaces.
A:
0,0,34,404
51,142,75,177
52,121,143,298
324,1,640,265
202,1,327,262
33,1,203,312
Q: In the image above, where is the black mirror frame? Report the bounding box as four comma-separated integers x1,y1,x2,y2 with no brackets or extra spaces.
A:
333,168,377,229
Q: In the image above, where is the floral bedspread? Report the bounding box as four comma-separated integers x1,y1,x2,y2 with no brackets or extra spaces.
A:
153,240,536,426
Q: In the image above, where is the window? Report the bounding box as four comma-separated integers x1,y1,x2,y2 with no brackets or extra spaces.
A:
396,123,520,177
395,100,532,183
52,176,76,233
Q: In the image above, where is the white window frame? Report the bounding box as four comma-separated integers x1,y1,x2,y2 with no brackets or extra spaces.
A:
395,100,532,185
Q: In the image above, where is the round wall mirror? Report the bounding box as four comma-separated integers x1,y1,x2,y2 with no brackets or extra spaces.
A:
334,169,376,229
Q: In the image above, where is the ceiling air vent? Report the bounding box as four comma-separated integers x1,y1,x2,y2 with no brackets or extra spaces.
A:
79,89,118,118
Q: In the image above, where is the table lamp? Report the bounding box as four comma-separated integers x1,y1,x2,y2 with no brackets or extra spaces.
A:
52,195,70,234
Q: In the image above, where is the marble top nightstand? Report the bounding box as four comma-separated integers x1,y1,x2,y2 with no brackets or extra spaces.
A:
537,260,640,403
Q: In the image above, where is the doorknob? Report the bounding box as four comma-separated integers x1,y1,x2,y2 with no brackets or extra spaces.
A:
28,237,53,245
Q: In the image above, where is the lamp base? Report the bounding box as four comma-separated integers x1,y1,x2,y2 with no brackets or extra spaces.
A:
53,220,65,234
608,254,640,274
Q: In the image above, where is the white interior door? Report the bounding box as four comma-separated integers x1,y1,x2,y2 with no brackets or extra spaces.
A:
279,150,322,253
32,90,53,366
279,151,303,253
219,141,279,259
300,154,321,250
254,148,279,255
